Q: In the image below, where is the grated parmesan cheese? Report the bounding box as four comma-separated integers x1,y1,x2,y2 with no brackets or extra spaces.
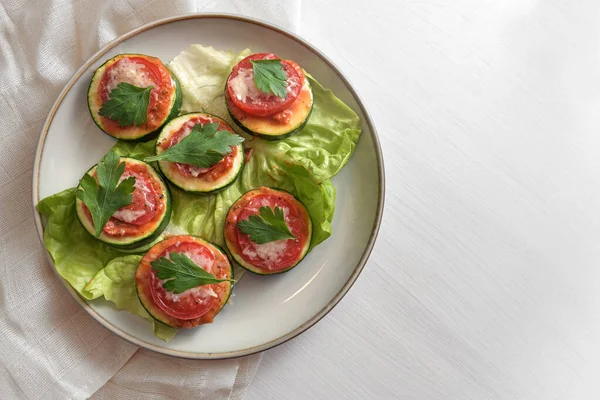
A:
228,68,261,101
111,170,155,223
105,58,156,94
242,239,289,267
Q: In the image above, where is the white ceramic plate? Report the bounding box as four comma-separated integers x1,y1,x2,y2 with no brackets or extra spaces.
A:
33,14,384,359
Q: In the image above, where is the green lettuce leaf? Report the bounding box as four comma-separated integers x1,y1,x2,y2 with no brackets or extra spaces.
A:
36,188,125,295
83,256,176,341
111,139,155,160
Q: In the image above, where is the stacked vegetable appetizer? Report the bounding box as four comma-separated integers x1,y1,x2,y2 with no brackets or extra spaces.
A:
225,53,313,139
225,187,312,275
75,153,172,249
135,236,233,328
150,113,244,194
88,54,182,140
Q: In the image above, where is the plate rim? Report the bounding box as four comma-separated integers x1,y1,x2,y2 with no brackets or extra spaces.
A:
32,12,385,359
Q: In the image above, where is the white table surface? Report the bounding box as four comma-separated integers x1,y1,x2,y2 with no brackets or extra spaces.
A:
247,0,600,399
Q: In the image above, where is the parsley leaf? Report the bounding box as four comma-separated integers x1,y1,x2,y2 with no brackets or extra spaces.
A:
151,252,234,294
145,123,244,168
250,59,288,98
76,150,136,237
237,206,296,244
98,82,154,127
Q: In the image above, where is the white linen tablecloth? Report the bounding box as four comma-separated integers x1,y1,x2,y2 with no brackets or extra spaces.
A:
247,0,600,399
0,1,299,399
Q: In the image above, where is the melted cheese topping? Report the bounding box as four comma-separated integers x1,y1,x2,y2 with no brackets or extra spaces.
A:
112,208,146,223
161,246,216,303
111,171,155,223
248,198,282,212
105,58,156,94
237,200,294,268
229,68,261,101
164,286,217,303
242,239,289,267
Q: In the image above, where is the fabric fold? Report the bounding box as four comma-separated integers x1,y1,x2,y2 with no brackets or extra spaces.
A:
0,0,301,398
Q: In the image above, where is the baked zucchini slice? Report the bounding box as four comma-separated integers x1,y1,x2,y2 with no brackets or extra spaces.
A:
153,113,244,194
225,54,313,140
88,53,182,141
75,157,171,249
224,187,312,275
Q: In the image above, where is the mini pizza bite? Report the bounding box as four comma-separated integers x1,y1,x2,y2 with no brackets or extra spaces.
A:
75,156,171,249
224,187,312,274
225,53,313,140
88,53,182,140
135,235,233,328
150,113,244,194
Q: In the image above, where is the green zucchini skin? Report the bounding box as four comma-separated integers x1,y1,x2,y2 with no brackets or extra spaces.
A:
75,158,172,250
154,112,245,194
87,54,182,142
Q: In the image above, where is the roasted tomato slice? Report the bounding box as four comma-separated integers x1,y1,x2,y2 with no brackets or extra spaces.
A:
226,53,303,117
